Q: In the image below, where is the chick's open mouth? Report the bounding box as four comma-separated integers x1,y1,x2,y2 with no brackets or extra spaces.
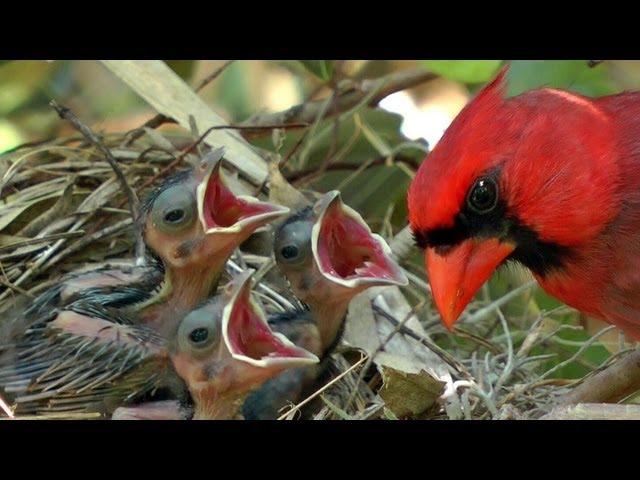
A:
200,168,288,232
223,279,318,367
313,199,407,287
202,169,282,230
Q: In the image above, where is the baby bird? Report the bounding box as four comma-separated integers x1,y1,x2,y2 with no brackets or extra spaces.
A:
0,271,318,418
25,148,289,337
242,190,407,419
113,270,319,420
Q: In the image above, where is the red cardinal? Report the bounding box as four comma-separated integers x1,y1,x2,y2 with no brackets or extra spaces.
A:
408,66,640,339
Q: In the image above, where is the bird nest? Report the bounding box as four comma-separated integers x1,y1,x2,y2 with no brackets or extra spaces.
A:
0,116,635,421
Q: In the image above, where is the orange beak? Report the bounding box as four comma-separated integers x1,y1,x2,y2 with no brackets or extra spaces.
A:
426,238,515,329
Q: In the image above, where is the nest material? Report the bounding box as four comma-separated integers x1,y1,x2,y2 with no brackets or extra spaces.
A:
0,129,633,421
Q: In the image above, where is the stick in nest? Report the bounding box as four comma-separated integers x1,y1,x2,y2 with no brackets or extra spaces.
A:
557,346,640,405
0,393,14,418
49,100,146,264
277,354,369,420
122,60,236,147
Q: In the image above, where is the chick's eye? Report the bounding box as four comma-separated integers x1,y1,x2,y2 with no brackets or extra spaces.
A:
164,209,185,223
189,327,209,344
151,185,196,233
281,245,299,260
177,308,220,356
274,220,312,267
468,178,498,214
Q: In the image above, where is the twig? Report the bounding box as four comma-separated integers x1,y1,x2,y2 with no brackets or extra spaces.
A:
0,394,13,418
451,327,502,354
344,301,427,410
542,403,640,420
133,122,307,197
278,354,368,420
540,325,615,382
7,412,102,420
557,346,640,405
191,124,310,153
372,303,473,379
0,180,117,304
516,315,547,358
469,383,499,418
40,218,133,273
285,154,420,183
464,281,537,325
194,60,235,93
279,130,310,170
122,114,175,147
0,278,34,298
242,68,437,132
319,89,342,171
50,101,145,264
0,231,85,253
122,61,236,147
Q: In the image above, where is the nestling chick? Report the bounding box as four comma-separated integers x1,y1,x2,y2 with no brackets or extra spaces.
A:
242,190,407,419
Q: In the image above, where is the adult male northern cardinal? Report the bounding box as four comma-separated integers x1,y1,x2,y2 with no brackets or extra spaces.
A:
408,66,640,340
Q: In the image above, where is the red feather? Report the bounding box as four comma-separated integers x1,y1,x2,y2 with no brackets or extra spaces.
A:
408,65,640,339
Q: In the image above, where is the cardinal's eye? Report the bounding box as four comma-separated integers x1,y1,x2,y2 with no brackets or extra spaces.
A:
467,177,498,214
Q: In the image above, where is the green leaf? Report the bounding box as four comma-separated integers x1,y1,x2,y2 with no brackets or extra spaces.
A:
250,108,416,221
506,60,617,97
422,60,503,83
0,120,24,154
0,60,55,115
165,60,196,81
299,61,334,81
214,61,253,121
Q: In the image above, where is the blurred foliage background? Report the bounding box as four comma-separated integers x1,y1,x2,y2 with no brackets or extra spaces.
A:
2,60,640,412
5,60,640,219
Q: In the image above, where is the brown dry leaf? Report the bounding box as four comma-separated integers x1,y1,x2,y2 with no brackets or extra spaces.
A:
344,286,452,417
345,286,451,380
143,127,177,152
0,234,29,248
378,356,445,418
0,191,63,232
18,180,75,237
343,293,379,353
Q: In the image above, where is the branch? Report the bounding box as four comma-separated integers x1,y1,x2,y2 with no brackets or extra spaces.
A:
371,303,473,380
557,348,640,405
242,68,437,133
50,101,145,263
0,393,13,418
194,60,235,92
123,61,235,147
542,403,640,420
285,154,420,183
